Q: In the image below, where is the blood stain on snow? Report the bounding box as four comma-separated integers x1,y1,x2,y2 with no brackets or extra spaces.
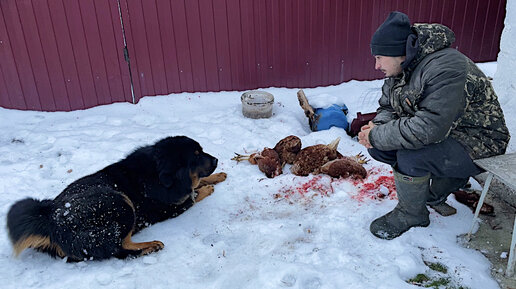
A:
277,175,333,200
274,166,397,203
352,172,397,202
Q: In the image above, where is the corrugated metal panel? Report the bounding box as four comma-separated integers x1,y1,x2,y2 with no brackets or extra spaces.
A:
0,0,507,111
47,0,85,110
0,2,26,109
0,0,132,111
124,0,506,104
1,0,42,110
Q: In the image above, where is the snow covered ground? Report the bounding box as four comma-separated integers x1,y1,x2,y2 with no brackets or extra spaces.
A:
0,63,508,289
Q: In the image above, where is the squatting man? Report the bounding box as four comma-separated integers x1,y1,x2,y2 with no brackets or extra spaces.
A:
358,11,510,240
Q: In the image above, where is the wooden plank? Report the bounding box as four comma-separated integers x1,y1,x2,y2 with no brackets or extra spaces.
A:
185,0,208,92
1,0,41,110
474,153,516,192
0,3,25,109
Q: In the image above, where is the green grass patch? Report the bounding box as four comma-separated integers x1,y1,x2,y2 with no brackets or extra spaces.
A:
408,273,430,284
406,261,470,289
425,277,450,288
425,261,448,274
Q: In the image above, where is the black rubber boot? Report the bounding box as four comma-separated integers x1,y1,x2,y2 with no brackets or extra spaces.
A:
427,177,469,216
370,170,431,240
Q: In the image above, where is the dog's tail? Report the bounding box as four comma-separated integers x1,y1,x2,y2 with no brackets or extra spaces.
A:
7,198,55,256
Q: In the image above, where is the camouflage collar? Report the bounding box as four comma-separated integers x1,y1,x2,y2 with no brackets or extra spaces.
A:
403,23,456,72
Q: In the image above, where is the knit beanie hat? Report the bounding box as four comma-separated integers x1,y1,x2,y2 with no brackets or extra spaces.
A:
371,11,412,56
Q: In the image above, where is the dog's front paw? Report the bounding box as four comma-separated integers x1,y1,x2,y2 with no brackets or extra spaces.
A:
211,172,227,184
197,172,227,188
195,185,215,202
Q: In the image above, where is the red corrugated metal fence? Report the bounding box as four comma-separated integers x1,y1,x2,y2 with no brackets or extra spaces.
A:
0,0,132,111
0,0,507,111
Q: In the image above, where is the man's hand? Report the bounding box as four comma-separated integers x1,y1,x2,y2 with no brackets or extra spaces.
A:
358,121,375,148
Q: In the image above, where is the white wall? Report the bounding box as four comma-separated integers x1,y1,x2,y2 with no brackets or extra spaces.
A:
494,0,516,106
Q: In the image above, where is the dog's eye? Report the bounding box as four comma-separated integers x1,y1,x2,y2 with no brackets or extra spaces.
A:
194,150,200,155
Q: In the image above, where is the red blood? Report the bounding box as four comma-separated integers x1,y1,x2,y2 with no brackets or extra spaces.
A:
353,174,396,202
276,166,396,203
278,175,333,199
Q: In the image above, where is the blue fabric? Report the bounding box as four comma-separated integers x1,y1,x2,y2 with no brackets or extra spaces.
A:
313,104,349,131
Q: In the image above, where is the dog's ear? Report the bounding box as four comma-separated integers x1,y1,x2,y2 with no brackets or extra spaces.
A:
153,149,194,203
158,167,192,190
158,170,176,188
170,167,192,192
155,146,180,187
148,167,193,204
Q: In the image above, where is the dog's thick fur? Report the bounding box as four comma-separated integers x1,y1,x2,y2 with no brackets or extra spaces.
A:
7,136,226,261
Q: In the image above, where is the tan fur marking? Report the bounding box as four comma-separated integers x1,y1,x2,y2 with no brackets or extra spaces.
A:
122,231,164,256
195,185,214,202
120,192,135,212
196,172,227,189
14,235,65,258
190,172,200,189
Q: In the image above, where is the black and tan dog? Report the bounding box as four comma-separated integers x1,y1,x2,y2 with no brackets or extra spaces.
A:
7,136,226,261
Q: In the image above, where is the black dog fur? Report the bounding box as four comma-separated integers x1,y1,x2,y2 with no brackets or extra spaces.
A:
7,136,224,261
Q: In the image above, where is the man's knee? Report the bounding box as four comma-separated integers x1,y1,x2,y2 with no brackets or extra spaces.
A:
395,141,481,178
368,148,397,166
396,149,432,176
